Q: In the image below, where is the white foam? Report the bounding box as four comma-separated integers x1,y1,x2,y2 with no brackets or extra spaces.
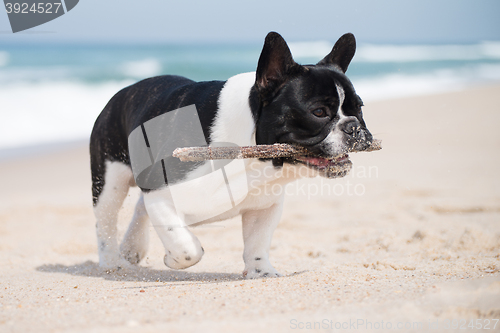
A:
354,63,500,102
289,41,500,63
121,58,162,79
356,42,500,63
288,41,333,59
0,66,75,84
0,80,133,150
354,73,465,102
481,41,500,59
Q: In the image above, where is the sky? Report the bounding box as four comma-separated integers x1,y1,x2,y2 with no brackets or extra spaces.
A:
1,0,499,44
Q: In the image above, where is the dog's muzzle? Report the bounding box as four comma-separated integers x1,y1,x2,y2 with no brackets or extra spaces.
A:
338,116,373,151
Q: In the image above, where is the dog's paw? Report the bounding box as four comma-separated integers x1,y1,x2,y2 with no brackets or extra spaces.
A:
120,219,149,265
98,245,131,270
120,237,148,265
120,249,146,265
98,256,132,271
243,260,282,279
163,246,204,270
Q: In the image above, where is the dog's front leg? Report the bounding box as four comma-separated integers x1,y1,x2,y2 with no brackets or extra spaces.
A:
143,190,204,269
241,196,284,279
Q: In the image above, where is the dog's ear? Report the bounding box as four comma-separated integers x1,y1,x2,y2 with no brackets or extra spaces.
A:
256,32,298,92
317,33,356,73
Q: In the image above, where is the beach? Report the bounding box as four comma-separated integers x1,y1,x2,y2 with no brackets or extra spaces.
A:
0,84,499,332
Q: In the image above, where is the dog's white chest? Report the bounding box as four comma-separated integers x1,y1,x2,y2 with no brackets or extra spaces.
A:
163,158,287,224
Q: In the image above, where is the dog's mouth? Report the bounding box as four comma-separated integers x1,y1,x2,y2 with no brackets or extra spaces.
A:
292,154,352,178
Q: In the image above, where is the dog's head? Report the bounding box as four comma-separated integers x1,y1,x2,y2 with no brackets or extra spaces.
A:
252,32,373,178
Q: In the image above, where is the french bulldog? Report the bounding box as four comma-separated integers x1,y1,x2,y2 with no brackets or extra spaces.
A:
90,31,373,278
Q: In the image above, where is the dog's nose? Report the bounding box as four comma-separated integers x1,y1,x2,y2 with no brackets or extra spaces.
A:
339,117,361,137
338,117,373,147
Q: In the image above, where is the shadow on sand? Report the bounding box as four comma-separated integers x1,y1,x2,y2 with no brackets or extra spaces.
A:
36,260,244,284
36,261,307,284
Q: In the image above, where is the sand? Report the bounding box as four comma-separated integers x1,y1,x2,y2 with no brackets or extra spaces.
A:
0,85,499,332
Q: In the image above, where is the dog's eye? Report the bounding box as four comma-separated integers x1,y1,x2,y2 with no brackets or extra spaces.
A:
311,108,327,118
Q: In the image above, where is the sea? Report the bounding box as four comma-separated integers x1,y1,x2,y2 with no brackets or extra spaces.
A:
1,41,500,157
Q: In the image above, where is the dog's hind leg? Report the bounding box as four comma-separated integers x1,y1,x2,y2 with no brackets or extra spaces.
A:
120,194,150,264
143,190,204,270
93,161,133,269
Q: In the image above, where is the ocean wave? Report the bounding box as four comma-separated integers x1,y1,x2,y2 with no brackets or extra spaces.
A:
288,41,500,63
354,63,500,101
121,58,163,79
0,81,132,149
1,64,498,150
288,41,333,59
356,42,500,63
0,66,77,84
0,58,164,85
1,41,500,150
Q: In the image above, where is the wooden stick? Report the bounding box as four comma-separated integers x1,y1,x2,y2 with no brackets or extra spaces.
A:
172,139,381,162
